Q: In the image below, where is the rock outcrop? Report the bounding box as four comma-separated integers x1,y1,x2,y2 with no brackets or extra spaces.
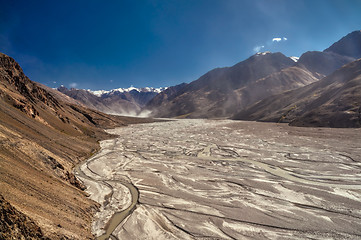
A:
0,195,48,240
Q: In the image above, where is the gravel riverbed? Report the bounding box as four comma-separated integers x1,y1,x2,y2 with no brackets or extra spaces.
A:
76,119,361,239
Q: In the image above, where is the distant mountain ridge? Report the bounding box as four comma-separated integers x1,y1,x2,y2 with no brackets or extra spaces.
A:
89,86,167,97
58,85,167,116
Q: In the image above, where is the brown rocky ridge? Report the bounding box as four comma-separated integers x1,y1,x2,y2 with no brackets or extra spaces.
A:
0,52,156,239
0,194,49,240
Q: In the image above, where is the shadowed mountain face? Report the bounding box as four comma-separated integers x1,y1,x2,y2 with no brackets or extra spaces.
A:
233,58,361,128
146,52,315,118
0,52,156,239
324,30,361,59
296,51,355,77
296,31,361,78
187,52,295,91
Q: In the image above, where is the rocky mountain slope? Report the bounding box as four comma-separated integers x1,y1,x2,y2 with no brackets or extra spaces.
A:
233,58,361,127
0,195,48,240
0,52,155,239
58,86,165,116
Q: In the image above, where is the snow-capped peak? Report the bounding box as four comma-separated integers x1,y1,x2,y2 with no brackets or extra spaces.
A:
91,89,109,97
88,86,167,97
256,51,271,56
139,87,167,93
290,56,299,62
112,86,138,93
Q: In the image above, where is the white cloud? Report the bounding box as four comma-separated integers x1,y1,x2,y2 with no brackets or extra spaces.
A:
253,36,287,53
69,82,78,88
272,37,282,42
253,45,265,52
272,37,287,42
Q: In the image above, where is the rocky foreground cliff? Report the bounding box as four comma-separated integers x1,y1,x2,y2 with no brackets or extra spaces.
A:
0,52,155,239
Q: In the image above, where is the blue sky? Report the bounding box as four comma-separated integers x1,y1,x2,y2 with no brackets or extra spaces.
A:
1,0,360,90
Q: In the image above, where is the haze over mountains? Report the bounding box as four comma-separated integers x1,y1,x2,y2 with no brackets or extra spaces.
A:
146,52,318,118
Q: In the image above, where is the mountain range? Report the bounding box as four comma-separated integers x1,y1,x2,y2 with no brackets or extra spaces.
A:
143,30,361,127
144,31,360,122
58,86,166,116
58,30,361,126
